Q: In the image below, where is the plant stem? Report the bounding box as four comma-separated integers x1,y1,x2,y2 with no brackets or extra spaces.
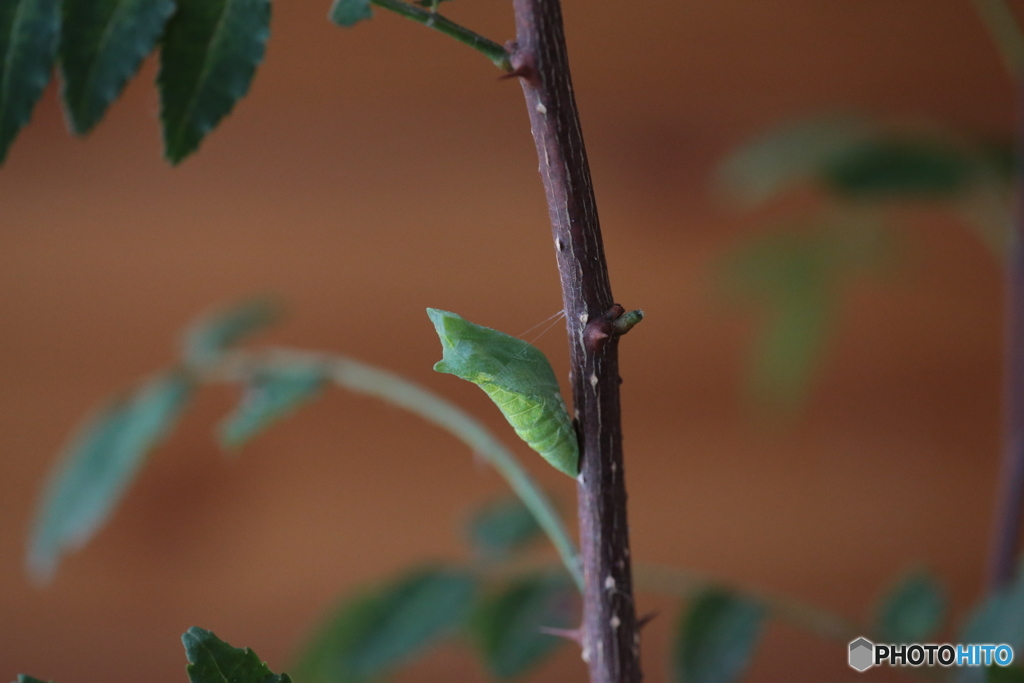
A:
370,0,512,71
971,0,1024,590
202,347,582,590
990,76,1024,589
508,2,641,681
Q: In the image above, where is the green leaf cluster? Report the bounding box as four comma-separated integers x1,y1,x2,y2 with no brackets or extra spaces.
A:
1,0,272,165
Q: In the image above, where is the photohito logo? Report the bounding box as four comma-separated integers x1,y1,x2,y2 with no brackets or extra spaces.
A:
848,637,1015,671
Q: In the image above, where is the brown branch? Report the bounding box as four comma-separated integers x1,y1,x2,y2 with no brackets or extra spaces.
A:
989,75,1024,590
508,1,642,682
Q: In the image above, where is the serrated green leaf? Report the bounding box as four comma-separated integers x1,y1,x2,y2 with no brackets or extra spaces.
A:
294,567,478,683
717,117,873,206
873,571,946,643
467,497,543,560
822,137,975,200
183,626,292,683
673,590,764,683
329,0,372,27
470,574,575,680
158,0,271,164
428,309,578,477
182,298,281,367
0,0,60,163
59,0,176,135
27,372,193,581
219,363,326,448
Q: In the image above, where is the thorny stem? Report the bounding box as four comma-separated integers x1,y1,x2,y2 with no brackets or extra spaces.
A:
198,347,583,590
509,1,642,682
972,0,1024,590
370,0,512,71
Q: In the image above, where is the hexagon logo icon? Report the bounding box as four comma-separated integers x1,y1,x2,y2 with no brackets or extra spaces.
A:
849,637,874,672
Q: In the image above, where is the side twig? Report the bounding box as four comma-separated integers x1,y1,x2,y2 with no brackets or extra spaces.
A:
971,0,1024,590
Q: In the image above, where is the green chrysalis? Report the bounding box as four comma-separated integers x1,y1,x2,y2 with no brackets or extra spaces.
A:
427,309,579,477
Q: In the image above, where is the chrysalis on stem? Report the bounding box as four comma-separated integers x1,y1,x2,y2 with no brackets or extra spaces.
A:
427,308,579,477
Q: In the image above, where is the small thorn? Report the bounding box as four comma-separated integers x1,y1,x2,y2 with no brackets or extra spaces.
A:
499,64,537,82
539,625,583,644
637,611,659,631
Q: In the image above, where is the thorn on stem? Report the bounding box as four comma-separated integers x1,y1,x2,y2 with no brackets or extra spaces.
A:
539,625,583,644
637,611,658,630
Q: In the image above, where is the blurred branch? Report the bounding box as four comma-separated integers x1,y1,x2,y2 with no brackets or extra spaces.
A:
973,0,1024,590
199,347,582,590
973,0,1024,75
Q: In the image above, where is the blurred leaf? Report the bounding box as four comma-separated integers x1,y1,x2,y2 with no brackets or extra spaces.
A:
961,571,1024,648
673,589,764,683
0,0,60,163
183,627,292,683
989,666,1024,683
158,0,271,164
182,298,281,367
219,363,326,448
14,677,51,683
873,571,946,642
467,497,544,560
718,116,873,206
822,137,975,200
957,570,1024,683
470,573,575,680
723,220,890,410
27,372,193,581
329,0,372,28
295,567,478,683
59,0,176,135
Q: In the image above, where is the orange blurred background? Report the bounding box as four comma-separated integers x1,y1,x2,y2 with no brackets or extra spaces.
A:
0,1,1017,680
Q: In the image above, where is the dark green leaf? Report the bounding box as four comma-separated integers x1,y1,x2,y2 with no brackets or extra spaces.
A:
329,0,372,27
182,298,281,367
988,666,1024,683
467,497,544,560
27,372,193,581
673,590,764,683
470,574,575,680
158,0,271,164
14,676,51,683
0,0,60,163
219,363,326,448
874,571,946,643
294,567,478,683
822,137,975,200
183,626,291,683
59,0,176,135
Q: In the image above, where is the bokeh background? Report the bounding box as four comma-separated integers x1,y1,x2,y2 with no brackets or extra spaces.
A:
1,1,1017,680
